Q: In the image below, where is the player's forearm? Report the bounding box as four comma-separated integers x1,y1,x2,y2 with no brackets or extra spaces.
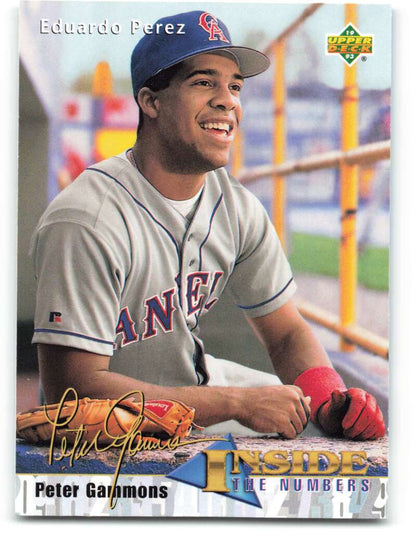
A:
88,369,242,427
55,367,311,434
37,344,310,433
248,302,332,385
39,351,240,427
268,319,332,384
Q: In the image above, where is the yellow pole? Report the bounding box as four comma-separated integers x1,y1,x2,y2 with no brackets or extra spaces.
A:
339,4,359,352
92,61,113,97
231,129,243,177
272,40,287,250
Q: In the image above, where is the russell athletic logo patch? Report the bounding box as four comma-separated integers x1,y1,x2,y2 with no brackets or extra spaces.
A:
49,311,62,323
326,23,374,66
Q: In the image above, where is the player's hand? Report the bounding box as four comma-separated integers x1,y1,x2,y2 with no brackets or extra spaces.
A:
317,388,385,440
236,385,311,438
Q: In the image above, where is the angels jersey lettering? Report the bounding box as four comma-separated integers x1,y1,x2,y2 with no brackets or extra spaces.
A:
31,152,296,387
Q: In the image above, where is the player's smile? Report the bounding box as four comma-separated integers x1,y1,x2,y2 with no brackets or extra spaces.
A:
199,118,235,139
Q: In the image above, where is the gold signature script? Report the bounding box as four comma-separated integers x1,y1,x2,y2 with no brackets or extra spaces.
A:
45,388,220,509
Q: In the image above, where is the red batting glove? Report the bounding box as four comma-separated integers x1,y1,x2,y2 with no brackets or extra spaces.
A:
294,367,386,440
318,388,385,439
315,389,349,436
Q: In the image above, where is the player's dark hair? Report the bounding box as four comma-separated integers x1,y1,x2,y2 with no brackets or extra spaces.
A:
137,62,184,134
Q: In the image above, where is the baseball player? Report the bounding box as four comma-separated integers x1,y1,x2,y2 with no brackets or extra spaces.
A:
31,10,385,439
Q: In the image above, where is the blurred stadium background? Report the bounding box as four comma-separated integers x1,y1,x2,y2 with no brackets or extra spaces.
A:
17,2,390,422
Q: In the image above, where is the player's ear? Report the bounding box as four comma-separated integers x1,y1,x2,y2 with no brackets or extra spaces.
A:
136,87,160,120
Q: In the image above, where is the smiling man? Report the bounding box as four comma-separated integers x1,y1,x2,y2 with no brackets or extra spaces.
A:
31,10,385,440
132,52,244,195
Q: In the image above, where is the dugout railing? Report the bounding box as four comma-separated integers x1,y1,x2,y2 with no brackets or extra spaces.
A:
233,4,390,359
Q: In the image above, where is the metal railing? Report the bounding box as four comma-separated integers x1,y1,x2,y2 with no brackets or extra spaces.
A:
234,4,390,359
237,141,390,184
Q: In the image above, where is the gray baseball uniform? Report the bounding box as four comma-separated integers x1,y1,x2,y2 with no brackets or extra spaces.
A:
31,151,296,388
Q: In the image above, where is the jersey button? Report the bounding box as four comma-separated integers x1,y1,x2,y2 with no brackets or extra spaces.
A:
189,259,195,266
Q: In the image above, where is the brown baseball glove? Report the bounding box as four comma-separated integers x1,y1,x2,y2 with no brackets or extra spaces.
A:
16,394,200,446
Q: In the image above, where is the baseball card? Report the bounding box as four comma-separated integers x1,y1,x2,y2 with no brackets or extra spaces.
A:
15,0,391,520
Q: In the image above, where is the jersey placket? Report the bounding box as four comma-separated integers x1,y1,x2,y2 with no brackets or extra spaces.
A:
179,222,202,330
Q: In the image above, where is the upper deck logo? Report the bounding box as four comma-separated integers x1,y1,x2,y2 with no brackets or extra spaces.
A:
326,23,374,66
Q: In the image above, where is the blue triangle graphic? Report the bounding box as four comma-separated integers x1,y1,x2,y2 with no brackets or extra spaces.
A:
168,434,262,508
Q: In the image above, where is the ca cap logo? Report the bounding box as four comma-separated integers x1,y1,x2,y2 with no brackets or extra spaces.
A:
198,12,229,43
